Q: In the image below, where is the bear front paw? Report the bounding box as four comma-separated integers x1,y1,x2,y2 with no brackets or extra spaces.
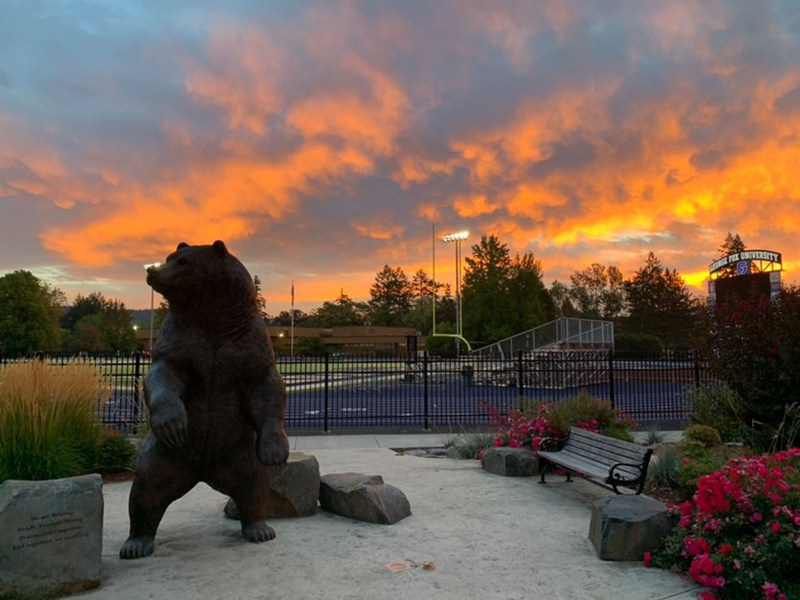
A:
257,430,290,466
151,408,188,448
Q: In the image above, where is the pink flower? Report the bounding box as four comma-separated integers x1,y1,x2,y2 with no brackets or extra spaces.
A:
643,552,651,567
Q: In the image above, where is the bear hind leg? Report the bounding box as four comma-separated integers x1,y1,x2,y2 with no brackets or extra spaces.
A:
120,436,197,559
209,448,276,544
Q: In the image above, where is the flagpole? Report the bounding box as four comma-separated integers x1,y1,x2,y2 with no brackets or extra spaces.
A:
290,280,295,358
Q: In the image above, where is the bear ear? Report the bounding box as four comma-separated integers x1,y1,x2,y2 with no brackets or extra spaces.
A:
176,242,189,250
212,240,228,256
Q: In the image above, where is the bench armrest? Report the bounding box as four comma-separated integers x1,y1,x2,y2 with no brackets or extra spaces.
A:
536,436,563,452
606,461,648,494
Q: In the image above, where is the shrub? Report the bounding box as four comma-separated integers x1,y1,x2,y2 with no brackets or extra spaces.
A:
695,286,800,451
677,442,731,496
483,392,636,450
650,448,800,600
94,429,138,473
684,385,746,443
613,333,664,354
685,424,723,448
0,360,110,482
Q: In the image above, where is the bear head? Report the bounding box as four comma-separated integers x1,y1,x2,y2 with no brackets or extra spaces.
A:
146,240,258,320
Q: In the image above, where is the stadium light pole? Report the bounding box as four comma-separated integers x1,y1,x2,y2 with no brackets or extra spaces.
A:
143,263,161,354
441,230,469,355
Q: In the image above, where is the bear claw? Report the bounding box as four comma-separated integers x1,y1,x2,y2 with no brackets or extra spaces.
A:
120,536,155,559
242,521,276,543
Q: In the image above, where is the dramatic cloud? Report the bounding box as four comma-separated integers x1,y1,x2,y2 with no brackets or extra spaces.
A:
1,0,798,311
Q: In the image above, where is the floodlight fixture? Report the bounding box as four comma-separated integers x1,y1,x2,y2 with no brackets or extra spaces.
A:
441,230,469,243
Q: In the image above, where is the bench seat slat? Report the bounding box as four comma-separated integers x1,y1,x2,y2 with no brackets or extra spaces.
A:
537,452,640,481
537,427,652,494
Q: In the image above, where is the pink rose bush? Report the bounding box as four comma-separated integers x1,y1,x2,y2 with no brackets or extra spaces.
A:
649,448,800,600
481,393,636,451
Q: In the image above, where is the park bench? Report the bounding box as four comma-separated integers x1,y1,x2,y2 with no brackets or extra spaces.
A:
537,427,653,494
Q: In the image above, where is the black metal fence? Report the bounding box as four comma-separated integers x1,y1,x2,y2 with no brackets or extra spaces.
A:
1,351,716,434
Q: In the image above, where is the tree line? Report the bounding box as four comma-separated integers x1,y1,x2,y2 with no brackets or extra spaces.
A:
0,232,745,356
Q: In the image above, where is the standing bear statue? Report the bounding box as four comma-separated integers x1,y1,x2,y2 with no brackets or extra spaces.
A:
120,240,290,559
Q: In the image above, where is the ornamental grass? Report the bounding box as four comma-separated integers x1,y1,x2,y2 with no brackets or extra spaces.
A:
0,360,111,482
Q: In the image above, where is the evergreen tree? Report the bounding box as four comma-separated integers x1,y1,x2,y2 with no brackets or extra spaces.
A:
367,265,413,326
622,252,697,350
252,275,269,322
715,232,747,278
462,235,554,345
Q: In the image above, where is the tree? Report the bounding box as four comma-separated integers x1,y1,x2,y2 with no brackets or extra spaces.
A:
271,309,307,327
62,292,137,353
367,265,413,326
568,263,625,319
409,269,436,299
462,235,514,343
61,292,106,329
622,252,698,349
305,295,367,327
718,232,746,256
97,299,137,353
462,235,555,345
715,232,747,278
549,281,578,318
0,270,64,355
507,252,556,330
253,275,269,322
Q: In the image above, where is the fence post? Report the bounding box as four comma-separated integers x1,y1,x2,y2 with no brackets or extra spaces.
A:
516,350,524,392
323,353,330,433
608,350,615,409
423,352,429,431
693,350,701,390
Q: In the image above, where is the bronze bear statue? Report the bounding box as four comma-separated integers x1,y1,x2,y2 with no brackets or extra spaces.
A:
120,240,290,559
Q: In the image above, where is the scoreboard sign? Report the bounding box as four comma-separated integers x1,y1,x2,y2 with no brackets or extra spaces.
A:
709,250,781,275
708,249,782,305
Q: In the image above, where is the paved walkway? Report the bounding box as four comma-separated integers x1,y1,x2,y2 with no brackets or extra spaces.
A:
291,429,684,451
70,429,701,600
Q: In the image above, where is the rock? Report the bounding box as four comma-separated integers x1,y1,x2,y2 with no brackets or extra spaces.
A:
0,474,103,600
481,447,538,477
588,495,673,561
319,473,411,524
226,452,320,519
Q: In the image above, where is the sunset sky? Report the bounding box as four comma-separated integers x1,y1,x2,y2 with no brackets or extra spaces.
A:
1,1,799,314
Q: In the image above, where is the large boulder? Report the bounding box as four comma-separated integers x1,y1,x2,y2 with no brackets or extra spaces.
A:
319,473,411,524
0,474,103,600
481,447,538,477
589,495,673,561
225,452,320,519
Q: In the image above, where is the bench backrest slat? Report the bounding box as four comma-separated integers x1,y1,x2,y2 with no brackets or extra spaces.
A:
563,428,649,466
